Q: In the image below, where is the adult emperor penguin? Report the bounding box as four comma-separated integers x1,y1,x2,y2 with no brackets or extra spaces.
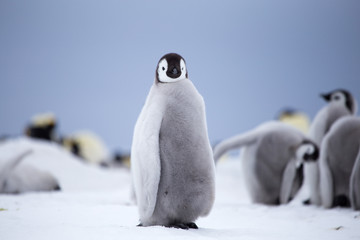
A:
213,121,319,205
304,89,357,205
277,108,310,134
131,53,215,229
319,116,360,208
61,130,110,165
25,112,57,141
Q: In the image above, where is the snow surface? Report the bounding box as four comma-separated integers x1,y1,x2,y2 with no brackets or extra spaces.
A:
0,138,359,240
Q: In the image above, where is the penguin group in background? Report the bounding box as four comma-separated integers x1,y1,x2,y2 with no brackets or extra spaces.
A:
131,53,215,229
25,112,57,141
214,121,318,205
24,113,129,168
0,150,61,194
277,108,310,134
304,89,357,205
319,116,360,209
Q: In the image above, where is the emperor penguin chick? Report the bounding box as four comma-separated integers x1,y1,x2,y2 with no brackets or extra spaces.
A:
0,150,61,194
131,53,215,229
350,145,360,210
214,121,318,205
319,116,360,209
305,89,357,205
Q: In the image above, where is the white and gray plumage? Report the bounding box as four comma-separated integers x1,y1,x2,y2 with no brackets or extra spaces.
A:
131,53,215,229
213,121,318,205
304,89,357,205
319,116,360,209
0,150,61,194
350,145,360,210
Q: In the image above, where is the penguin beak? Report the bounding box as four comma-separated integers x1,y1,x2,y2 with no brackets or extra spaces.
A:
320,93,331,102
167,66,181,78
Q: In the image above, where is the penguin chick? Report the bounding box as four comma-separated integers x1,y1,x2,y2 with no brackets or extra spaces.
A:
310,89,356,144
131,53,215,229
319,116,360,208
350,146,360,210
0,150,61,194
213,121,318,205
304,89,357,206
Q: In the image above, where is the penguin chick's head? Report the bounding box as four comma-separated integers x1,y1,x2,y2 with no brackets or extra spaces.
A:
295,140,319,163
320,89,355,113
156,53,188,83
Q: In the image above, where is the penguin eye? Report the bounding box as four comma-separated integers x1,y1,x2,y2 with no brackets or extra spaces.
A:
162,67,165,71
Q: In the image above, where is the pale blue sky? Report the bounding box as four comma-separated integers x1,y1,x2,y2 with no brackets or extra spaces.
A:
1,0,359,152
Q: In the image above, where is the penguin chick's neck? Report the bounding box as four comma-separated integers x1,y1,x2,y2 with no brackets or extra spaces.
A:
155,76,188,85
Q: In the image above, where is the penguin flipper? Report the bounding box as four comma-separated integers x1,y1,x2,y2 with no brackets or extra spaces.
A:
280,160,297,204
131,89,165,221
350,147,360,210
213,130,258,162
319,138,333,208
0,150,33,192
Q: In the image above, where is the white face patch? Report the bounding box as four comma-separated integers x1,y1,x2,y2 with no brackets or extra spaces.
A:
157,58,187,83
331,92,346,105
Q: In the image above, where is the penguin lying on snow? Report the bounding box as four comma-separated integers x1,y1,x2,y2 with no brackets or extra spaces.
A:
0,150,61,194
25,112,57,141
319,116,360,209
304,89,357,206
213,121,319,205
131,53,215,229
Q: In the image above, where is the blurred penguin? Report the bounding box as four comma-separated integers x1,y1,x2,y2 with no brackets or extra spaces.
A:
350,145,360,210
61,130,110,165
277,108,310,134
319,116,360,209
0,150,61,194
213,121,318,205
100,151,131,169
304,89,357,206
25,112,57,141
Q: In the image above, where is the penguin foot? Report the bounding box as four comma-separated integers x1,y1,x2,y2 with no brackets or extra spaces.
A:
186,222,198,229
137,223,143,227
167,222,198,230
168,223,189,230
333,195,350,208
54,185,61,191
303,199,311,205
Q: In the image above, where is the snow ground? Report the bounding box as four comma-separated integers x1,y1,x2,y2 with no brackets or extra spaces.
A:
0,138,359,240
